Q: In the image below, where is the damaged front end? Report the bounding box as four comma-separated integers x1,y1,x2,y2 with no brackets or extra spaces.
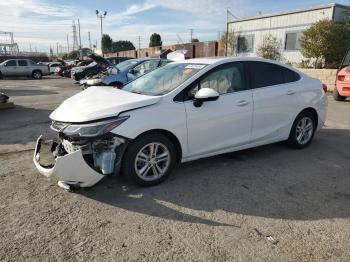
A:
33,117,129,189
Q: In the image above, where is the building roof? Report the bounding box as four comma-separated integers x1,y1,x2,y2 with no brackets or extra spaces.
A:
228,3,350,24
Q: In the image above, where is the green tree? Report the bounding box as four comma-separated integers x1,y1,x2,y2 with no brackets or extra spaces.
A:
257,34,281,60
62,50,80,60
112,41,136,52
101,34,113,53
300,19,350,68
220,31,235,56
149,33,162,47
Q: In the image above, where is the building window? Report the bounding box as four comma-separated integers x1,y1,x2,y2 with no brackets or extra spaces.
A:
285,32,304,51
237,35,254,53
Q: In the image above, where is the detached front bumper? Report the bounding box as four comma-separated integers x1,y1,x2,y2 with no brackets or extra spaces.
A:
33,136,104,188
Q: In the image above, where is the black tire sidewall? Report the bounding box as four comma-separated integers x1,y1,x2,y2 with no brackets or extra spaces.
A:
32,70,42,79
121,133,177,186
288,111,316,149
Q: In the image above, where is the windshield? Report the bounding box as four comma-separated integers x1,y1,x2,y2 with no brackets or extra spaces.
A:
122,63,207,96
116,60,139,71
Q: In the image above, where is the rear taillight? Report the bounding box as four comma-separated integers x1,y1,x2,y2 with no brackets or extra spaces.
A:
322,84,328,93
338,75,345,81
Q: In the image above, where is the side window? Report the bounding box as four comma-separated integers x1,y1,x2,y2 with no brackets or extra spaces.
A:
134,60,160,77
6,60,17,66
250,62,284,88
18,60,28,66
282,68,301,83
187,63,246,99
160,60,171,66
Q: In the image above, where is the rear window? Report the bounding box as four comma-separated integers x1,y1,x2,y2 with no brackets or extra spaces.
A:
250,62,300,88
18,60,28,66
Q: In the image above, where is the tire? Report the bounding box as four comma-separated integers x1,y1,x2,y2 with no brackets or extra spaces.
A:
287,111,316,149
0,71,2,79
32,70,42,79
121,133,177,186
333,87,346,101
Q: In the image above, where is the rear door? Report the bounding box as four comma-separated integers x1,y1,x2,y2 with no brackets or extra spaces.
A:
18,60,30,75
249,61,301,143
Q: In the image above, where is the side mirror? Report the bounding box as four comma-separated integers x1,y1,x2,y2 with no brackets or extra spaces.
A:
193,88,219,107
129,68,136,75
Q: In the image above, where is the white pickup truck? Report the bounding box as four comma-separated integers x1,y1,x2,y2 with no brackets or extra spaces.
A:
0,59,50,79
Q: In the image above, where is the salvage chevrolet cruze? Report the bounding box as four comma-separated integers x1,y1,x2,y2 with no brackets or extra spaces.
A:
33,57,328,190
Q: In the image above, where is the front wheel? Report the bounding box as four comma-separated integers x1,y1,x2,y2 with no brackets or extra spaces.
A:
121,133,177,186
287,111,316,149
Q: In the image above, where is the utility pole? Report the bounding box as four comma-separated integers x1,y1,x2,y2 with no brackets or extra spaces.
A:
78,18,82,49
226,8,239,56
56,42,58,56
189,29,193,43
66,34,69,52
138,36,141,49
72,20,78,50
88,32,92,49
96,10,107,52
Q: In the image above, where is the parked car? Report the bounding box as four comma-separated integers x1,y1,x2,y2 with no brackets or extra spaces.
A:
105,56,133,65
334,48,350,101
33,57,327,190
93,57,172,88
70,54,123,81
47,62,63,74
0,59,49,79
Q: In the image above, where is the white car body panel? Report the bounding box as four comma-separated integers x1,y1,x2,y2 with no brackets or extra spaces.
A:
34,57,327,188
50,86,161,123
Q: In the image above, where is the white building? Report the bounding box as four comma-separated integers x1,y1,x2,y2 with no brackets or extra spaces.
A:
227,3,350,65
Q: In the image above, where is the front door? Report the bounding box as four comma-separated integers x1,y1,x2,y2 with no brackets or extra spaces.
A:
184,62,253,158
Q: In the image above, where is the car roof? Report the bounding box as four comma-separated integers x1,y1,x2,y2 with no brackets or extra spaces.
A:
174,57,297,68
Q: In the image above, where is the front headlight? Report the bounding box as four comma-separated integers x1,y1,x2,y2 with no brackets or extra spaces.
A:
87,79,102,86
57,116,129,137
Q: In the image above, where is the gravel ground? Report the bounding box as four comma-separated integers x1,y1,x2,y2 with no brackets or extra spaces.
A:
0,77,350,261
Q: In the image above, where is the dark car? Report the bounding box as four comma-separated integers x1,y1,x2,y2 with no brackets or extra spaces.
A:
100,58,171,87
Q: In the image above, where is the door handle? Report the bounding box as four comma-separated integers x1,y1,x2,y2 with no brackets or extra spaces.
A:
287,90,296,95
236,100,249,107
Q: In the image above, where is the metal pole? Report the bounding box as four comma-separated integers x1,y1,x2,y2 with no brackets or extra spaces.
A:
78,19,82,49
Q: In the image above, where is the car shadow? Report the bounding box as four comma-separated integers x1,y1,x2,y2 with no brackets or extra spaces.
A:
80,128,350,226
0,105,54,145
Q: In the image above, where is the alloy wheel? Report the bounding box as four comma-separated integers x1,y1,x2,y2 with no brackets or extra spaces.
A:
296,116,314,145
134,142,171,181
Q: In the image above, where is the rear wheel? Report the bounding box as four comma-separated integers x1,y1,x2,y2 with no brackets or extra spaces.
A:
0,71,2,79
333,87,346,101
32,70,42,79
121,133,176,186
287,111,316,149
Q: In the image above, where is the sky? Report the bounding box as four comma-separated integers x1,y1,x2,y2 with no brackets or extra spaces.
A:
0,0,349,53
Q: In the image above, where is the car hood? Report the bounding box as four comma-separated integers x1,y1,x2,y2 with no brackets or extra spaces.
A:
88,53,111,67
50,86,160,123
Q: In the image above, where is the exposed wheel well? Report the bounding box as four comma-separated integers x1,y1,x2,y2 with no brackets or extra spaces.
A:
32,69,42,75
133,129,182,162
298,107,318,128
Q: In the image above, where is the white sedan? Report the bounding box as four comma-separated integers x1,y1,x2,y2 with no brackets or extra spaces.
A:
33,57,327,190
